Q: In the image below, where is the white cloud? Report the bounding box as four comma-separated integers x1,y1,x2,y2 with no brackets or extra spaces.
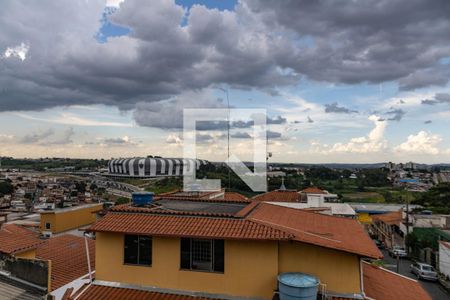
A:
14,112,133,127
166,134,183,146
329,115,387,153
394,131,442,155
3,42,29,61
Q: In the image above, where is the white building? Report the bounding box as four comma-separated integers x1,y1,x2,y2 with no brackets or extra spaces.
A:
439,241,450,279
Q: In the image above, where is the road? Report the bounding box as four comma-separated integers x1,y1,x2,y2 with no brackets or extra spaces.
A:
380,250,450,300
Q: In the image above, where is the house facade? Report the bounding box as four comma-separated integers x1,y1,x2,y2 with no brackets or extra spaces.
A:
88,200,382,299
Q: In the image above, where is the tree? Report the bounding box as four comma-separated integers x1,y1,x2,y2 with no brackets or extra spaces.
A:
0,181,14,196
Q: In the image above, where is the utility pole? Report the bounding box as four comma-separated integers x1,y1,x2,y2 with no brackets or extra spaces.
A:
217,87,231,191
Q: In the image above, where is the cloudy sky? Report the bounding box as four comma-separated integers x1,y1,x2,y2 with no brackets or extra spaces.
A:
1,0,450,163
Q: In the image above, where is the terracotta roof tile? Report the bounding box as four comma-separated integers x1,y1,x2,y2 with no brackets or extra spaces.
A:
300,187,327,194
72,284,217,300
247,203,382,259
36,234,95,291
371,210,402,226
234,201,260,217
362,262,432,300
0,224,43,255
111,204,234,217
223,192,250,203
155,196,250,204
89,212,292,241
251,190,300,202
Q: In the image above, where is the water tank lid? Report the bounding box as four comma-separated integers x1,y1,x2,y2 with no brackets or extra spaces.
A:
133,192,154,196
278,272,319,288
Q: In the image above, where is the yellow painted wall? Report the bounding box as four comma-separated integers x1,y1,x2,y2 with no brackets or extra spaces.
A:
40,204,102,234
95,232,279,299
357,212,372,224
278,241,361,294
95,232,362,298
15,248,36,259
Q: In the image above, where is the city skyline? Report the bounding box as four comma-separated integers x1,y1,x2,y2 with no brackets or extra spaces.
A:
1,0,450,163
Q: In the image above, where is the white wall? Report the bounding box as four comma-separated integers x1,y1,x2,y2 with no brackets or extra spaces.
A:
439,242,450,278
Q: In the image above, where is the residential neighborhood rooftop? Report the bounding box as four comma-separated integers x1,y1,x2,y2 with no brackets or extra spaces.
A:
0,224,43,255
362,262,432,300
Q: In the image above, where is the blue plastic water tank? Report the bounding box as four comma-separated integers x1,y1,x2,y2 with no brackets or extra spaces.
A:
278,273,320,300
132,192,154,206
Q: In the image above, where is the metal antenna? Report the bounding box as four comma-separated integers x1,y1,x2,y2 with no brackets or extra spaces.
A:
218,87,231,190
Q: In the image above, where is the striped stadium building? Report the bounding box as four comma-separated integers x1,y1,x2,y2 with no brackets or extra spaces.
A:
107,157,209,178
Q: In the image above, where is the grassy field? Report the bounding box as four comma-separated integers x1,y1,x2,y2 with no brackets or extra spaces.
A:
341,192,385,203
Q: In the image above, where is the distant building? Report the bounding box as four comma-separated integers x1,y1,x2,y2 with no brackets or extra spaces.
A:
39,203,103,236
107,157,208,178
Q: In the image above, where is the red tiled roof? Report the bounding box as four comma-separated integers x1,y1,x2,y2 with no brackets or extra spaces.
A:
247,203,382,259
223,192,250,203
362,262,432,300
110,204,234,217
36,234,95,291
300,187,327,194
252,190,300,202
371,210,402,226
155,196,249,204
234,201,260,217
89,212,292,241
71,284,217,300
0,224,43,255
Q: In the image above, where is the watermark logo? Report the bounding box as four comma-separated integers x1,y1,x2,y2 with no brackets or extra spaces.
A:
183,108,267,192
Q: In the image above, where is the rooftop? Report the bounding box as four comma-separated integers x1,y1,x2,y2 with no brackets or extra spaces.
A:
90,201,381,259
362,262,431,300
268,202,356,216
0,274,45,300
89,212,292,241
252,190,300,202
39,203,102,215
0,224,43,255
247,203,382,259
66,283,217,300
300,187,328,194
36,234,95,291
371,210,403,226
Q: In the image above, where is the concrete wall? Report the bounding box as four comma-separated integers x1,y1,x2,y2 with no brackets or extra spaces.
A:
0,255,49,289
95,232,362,299
40,204,102,234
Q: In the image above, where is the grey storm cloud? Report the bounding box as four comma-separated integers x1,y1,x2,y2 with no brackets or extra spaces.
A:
231,132,252,139
386,109,406,121
324,102,358,114
421,93,450,105
19,129,55,144
266,130,282,139
1,0,450,128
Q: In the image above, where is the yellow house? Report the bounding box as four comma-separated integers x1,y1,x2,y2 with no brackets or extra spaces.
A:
39,203,102,234
87,201,382,299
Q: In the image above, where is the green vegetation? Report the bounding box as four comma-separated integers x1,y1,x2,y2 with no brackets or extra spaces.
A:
412,183,450,214
0,157,107,171
0,180,14,196
115,197,130,205
144,177,183,194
